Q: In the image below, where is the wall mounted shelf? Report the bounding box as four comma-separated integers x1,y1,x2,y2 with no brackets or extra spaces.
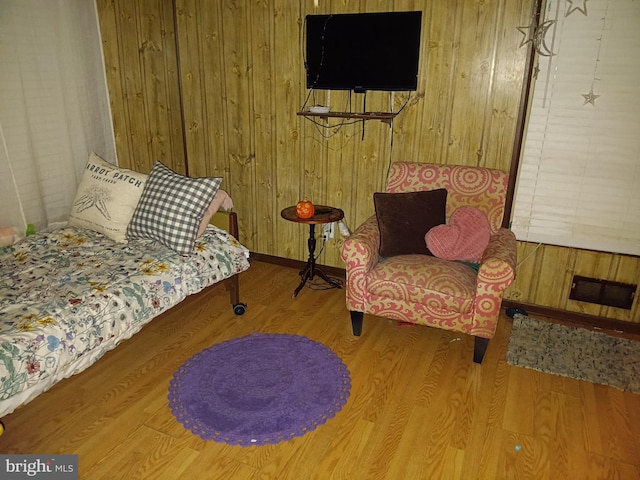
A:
297,111,397,125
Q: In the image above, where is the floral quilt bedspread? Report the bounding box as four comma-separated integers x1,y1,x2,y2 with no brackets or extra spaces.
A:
0,225,250,417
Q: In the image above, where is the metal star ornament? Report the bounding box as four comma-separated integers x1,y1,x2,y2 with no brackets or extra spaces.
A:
517,18,537,48
582,88,600,106
566,0,588,17
517,19,556,56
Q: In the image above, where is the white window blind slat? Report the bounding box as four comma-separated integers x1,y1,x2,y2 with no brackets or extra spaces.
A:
512,0,640,256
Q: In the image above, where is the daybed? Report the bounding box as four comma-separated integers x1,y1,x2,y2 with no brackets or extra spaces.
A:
0,155,251,420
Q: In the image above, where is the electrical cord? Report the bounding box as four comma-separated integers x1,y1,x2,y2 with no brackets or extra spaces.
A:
305,276,344,291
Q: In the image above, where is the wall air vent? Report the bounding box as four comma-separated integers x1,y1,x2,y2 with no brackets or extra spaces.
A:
569,276,636,310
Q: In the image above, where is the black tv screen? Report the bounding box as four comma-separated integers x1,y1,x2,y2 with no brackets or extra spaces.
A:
305,11,422,92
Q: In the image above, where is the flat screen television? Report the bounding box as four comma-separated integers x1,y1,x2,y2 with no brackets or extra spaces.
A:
305,11,422,93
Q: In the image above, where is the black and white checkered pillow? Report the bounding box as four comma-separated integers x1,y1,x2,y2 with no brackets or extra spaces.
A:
127,162,222,255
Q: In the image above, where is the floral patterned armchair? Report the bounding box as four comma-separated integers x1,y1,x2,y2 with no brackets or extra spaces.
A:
340,162,517,363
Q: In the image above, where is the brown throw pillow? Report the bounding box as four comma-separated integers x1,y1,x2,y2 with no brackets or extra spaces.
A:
374,189,447,257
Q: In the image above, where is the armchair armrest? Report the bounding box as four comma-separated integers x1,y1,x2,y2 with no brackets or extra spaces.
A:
478,228,517,286
340,215,380,311
340,215,380,272
471,228,517,337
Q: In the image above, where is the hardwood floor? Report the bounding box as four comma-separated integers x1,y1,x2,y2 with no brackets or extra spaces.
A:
1,260,639,479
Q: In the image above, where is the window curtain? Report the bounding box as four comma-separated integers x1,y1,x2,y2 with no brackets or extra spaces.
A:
0,0,116,239
511,0,640,256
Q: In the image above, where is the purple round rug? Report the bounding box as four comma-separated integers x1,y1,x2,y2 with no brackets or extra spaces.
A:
168,333,351,446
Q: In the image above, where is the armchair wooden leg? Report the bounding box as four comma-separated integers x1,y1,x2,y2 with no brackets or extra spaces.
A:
473,336,490,364
350,311,364,336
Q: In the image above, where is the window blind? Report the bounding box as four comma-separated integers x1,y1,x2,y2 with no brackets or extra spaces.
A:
0,1,115,232
511,0,640,256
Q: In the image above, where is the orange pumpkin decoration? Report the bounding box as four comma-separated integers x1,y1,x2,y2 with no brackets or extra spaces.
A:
296,199,315,219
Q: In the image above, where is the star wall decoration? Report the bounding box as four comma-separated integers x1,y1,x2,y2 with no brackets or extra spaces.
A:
517,18,537,48
566,0,588,17
517,19,556,56
582,88,600,106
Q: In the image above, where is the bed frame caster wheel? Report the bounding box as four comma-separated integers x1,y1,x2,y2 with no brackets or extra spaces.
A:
233,303,247,316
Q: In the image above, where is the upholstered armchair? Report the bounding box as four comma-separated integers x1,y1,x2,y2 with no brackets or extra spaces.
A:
340,162,517,363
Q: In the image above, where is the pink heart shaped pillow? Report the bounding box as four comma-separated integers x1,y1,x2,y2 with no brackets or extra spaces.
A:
425,206,491,263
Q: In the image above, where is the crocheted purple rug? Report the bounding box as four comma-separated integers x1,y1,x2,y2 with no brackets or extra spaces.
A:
168,333,351,446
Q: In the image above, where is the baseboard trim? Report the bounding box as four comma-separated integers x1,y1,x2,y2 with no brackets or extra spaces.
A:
502,300,640,336
249,252,640,336
250,252,346,279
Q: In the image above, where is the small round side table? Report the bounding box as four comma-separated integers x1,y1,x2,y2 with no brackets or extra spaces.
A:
280,205,344,297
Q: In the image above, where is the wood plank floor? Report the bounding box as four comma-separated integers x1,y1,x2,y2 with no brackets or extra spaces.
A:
1,260,639,479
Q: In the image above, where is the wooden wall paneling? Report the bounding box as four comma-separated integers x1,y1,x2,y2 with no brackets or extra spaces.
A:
393,91,423,166
98,0,148,171
531,244,576,311
361,98,393,191
119,1,156,172
330,100,392,267
301,112,331,208
314,2,362,267
202,1,231,181
391,0,431,164
437,1,466,167
299,1,330,248
176,0,210,178
274,0,304,261
608,255,640,322
178,1,251,232
308,1,362,265
447,1,496,167
508,241,639,324
174,0,198,173
400,3,430,163
347,92,392,222
412,1,459,165
506,241,543,304
484,0,533,172
115,0,143,170
299,116,329,207
300,114,331,264
96,0,130,165
300,1,333,228
476,0,512,171
250,1,277,253
359,92,392,196
137,0,185,174
96,0,640,324
219,1,254,245
98,0,185,173
324,102,362,267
